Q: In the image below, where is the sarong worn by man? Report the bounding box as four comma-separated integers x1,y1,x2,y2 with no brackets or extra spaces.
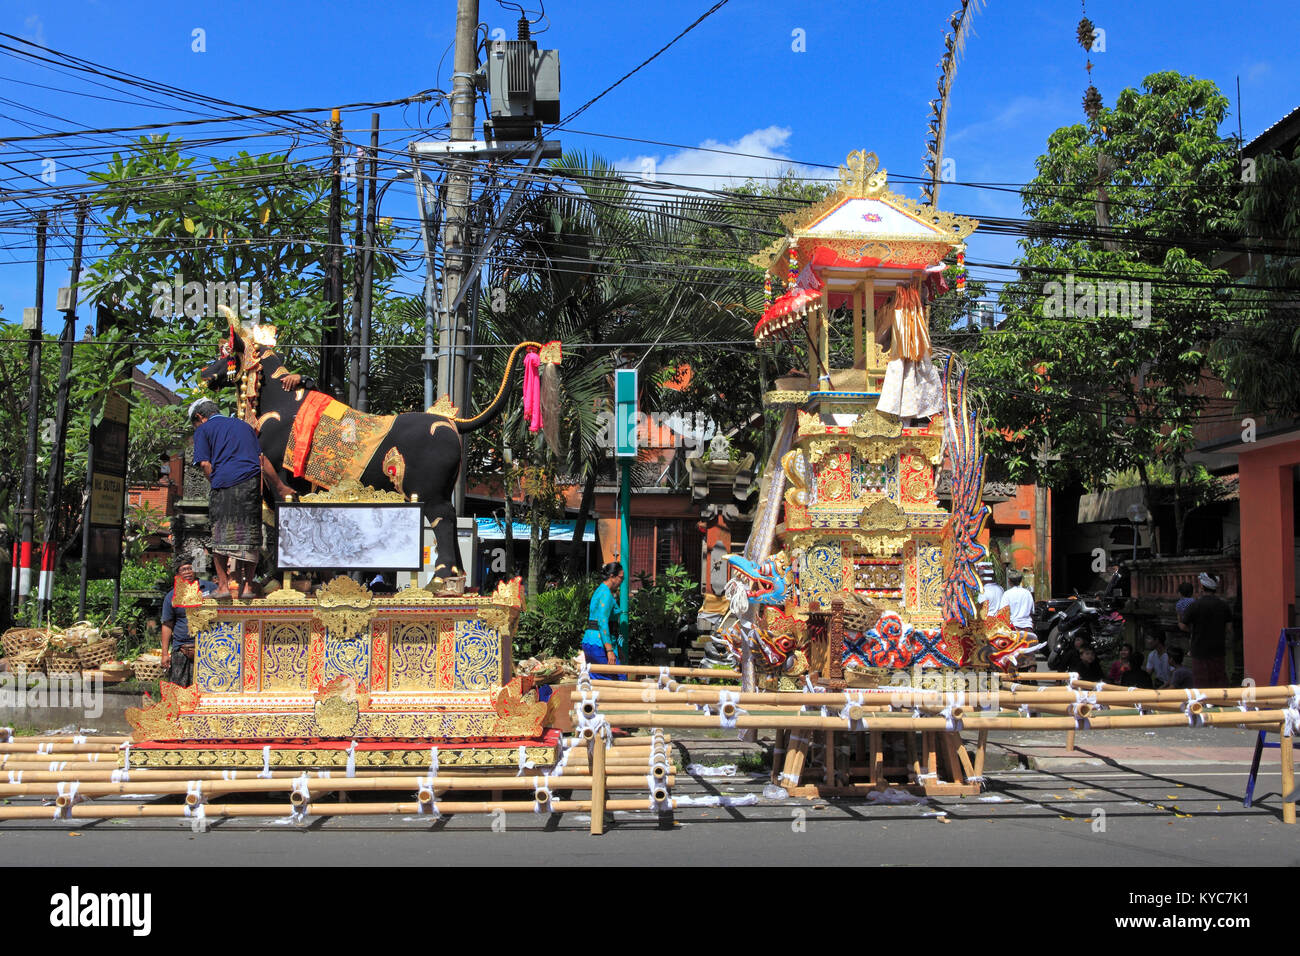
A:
190,399,267,598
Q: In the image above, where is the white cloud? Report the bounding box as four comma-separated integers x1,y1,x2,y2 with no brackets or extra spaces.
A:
23,14,46,47
613,126,824,193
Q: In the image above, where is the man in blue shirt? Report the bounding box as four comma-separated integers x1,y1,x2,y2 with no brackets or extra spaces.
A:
190,399,289,598
160,562,218,686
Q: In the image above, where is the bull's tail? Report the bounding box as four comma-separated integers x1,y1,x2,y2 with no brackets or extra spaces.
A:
449,341,545,433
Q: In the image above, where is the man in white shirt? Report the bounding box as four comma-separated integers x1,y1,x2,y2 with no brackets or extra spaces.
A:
997,570,1036,630
977,564,1004,614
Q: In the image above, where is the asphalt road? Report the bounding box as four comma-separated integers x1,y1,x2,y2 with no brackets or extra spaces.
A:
1,759,1295,867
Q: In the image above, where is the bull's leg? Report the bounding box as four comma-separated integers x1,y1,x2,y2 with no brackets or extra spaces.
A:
427,498,462,579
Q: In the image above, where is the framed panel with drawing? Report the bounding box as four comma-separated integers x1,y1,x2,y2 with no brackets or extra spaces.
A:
276,502,423,572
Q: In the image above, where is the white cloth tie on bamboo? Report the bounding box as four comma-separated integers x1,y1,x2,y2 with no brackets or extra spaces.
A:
8,770,21,783
1018,704,1030,718
658,666,672,689
258,745,272,779
53,781,80,819
647,772,672,812
517,745,536,776
717,690,744,729
533,775,551,813
429,745,440,778
290,773,310,823
1184,689,1208,727
72,735,87,745
416,776,441,819
223,770,237,781
49,761,65,773
121,742,131,772
1282,699,1300,738
839,693,867,731
317,770,331,778
184,780,204,816
940,705,960,731
37,742,52,754
345,740,358,778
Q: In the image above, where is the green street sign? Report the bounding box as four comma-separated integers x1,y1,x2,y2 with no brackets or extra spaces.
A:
615,368,637,458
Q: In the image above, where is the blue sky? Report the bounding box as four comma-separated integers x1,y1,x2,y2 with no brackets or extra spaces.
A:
1,0,1297,342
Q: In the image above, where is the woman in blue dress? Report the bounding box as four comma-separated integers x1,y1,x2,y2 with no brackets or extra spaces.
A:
582,562,625,680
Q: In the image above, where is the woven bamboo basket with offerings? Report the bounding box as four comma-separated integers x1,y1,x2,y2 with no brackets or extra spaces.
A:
132,654,166,682
75,638,119,668
1,627,49,659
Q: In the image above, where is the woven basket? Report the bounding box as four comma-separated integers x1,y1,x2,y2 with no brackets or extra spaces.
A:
45,653,82,677
132,658,166,682
75,638,119,668
11,647,47,676
2,628,49,659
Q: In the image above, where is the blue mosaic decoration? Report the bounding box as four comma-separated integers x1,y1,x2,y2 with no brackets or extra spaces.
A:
453,619,501,690
197,621,242,693
324,630,371,686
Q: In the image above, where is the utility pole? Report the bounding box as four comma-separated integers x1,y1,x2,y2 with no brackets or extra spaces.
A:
320,108,345,396
440,0,480,416
1033,438,1058,601
39,200,87,620
18,213,47,609
348,143,366,407
358,113,379,413
441,0,481,515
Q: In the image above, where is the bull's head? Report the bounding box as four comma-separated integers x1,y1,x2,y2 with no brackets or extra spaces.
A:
196,306,277,389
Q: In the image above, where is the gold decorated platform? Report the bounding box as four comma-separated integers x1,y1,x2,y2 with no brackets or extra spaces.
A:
127,576,548,744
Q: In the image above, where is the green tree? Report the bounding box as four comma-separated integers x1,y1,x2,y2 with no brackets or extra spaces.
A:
1211,142,1300,417
963,72,1239,556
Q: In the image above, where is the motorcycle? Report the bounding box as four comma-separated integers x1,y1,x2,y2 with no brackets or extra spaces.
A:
1044,598,1126,668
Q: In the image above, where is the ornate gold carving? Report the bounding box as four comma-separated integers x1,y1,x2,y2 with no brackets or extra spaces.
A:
538,340,562,365
126,682,203,741
313,575,374,639
174,577,203,607
786,529,911,557
300,478,407,504
489,677,547,737
860,497,907,532
838,149,885,196
312,677,368,736
255,410,282,432
797,410,827,437
428,394,459,418
382,447,406,496
851,409,904,439
763,389,809,406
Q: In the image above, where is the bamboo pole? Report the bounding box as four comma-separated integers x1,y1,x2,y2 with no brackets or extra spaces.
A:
582,683,1299,708
0,743,122,754
575,709,1288,732
584,664,741,680
1282,732,1296,826
590,738,606,836
0,773,677,800
0,797,682,822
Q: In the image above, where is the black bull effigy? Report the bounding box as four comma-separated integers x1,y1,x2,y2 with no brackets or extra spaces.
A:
198,314,559,581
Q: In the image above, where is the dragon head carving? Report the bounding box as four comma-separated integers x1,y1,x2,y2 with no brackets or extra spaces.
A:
725,553,788,607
